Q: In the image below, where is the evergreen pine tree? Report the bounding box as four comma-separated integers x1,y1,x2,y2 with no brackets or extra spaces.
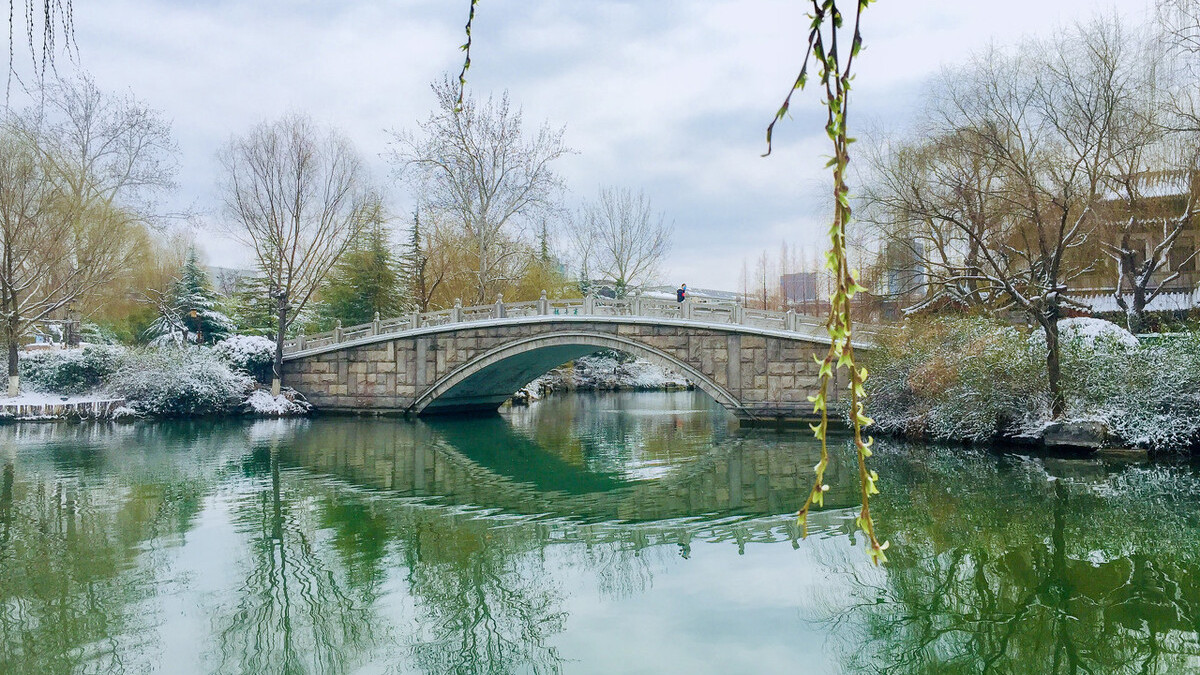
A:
538,221,551,265
231,267,281,338
318,205,409,327
399,210,433,311
146,248,236,345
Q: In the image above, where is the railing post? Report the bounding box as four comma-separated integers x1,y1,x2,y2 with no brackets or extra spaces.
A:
452,299,462,323
410,310,420,330
297,329,306,351
583,294,595,315
785,309,796,331
334,320,344,343
372,311,381,336
494,294,506,319
681,298,692,320
631,291,641,317
538,290,549,315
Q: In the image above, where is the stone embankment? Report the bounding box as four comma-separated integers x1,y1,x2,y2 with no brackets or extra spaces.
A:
0,394,126,421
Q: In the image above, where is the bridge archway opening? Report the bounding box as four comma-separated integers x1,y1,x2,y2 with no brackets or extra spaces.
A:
413,332,743,417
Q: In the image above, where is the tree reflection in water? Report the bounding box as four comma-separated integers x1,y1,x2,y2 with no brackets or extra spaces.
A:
0,427,211,674
397,513,568,675
821,442,1200,674
214,440,381,675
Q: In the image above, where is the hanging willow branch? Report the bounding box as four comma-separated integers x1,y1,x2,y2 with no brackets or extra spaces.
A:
456,0,480,110
6,0,76,101
766,0,887,565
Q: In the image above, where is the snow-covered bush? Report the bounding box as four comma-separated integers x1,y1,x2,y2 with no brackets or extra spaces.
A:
530,353,690,393
1060,330,1200,451
107,348,251,418
867,317,1047,442
245,389,312,417
869,316,1200,451
1028,317,1140,350
18,345,124,394
214,335,276,382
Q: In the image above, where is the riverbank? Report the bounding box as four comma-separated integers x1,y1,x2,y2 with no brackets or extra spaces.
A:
11,339,311,421
866,316,1200,454
0,393,126,421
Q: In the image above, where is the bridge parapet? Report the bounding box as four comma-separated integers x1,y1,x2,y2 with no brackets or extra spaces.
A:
284,294,878,357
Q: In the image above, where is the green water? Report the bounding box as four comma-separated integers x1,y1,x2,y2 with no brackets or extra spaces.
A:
1,391,1198,674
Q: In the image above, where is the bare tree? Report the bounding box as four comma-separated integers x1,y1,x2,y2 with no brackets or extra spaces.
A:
1157,0,1200,132
570,187,672,298
0,133,138,395
865,20,1134,417
16,73,179,226
219,113,368,395
6,73,179,336
1101,133,1200,332
861,128,1009,312
389,78,569,305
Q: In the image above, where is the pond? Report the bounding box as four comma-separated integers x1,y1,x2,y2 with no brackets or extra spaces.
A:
1,391,1198,674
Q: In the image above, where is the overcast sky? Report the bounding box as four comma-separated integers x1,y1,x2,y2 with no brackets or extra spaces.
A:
61,0,1155,291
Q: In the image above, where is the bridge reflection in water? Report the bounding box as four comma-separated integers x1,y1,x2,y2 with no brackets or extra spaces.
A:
275,394,856,528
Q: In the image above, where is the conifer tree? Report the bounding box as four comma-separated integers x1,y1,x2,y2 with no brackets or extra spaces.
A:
145,248,235,345
400,210,443,312
319,203,408,327
231,267,281,337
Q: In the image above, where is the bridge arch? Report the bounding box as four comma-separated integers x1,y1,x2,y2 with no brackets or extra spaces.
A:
412,331,745,416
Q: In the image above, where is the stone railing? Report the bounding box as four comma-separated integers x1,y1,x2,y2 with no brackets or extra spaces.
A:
282,291,872,355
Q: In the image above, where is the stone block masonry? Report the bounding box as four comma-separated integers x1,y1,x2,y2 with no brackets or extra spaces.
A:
283,316,857,424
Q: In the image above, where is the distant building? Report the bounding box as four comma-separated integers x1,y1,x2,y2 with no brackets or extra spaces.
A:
884,240,925,298
780,272,819,305
1072,170,1200,313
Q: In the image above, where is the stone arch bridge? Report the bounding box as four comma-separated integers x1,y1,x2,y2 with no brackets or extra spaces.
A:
282,295,879,423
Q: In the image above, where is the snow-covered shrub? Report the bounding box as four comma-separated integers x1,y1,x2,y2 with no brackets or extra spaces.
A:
867,317,1047,442
107,348,251,418
18,345,124,394
79,322,121,345
531,353,690,393
214,335,276,382
1060,330,1200,451
1028,317,1139,350
244,388,312,417
870,316,1200,451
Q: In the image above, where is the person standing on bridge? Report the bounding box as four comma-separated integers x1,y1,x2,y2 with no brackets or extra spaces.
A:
676,284,687,303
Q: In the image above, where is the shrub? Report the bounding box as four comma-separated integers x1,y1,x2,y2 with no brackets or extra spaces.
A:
107,348,251,418
1060,331,1200,451
869,316,1200,451
18,346,124,394
867,316,1047,443
214,335,276,382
